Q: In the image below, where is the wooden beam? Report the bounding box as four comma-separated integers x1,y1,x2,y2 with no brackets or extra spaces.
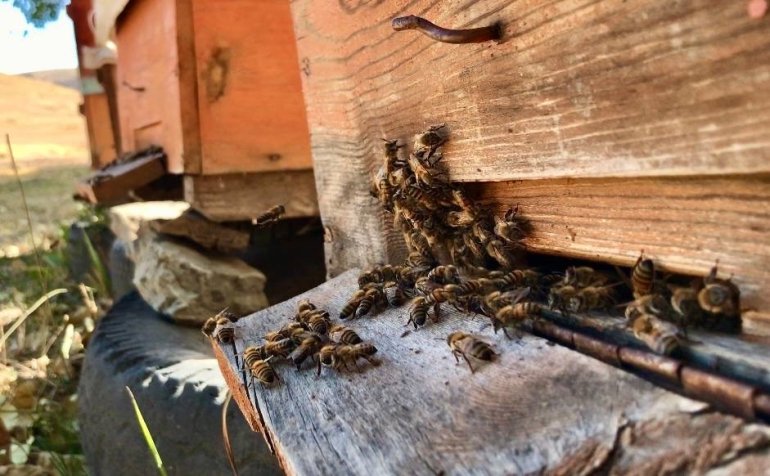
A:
75,149,166,204
184,170,319,222
290,0,770,282
291,0,770,182
214,271,770,475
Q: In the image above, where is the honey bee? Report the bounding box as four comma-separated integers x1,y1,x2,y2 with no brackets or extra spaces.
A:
427,265,460,285
407,296,431,328
493,209,523,244
288,333,324,370
299,311,330,335
383,281,407,307
317,343,378,374
265,322,306,342
340,289,366,319
486,239,515,269
263,338,296,359
446,331,496,373
493,302,543,338
631,314,681,356
297,299,316,314
494,269,540,289
354,287,378,318
631,253,655,298
483,287,531,313
548,285,577,311
567,286,616,313
246,358,279,386
214,325,235,344
563,266,608,289
201,317,217,337
447,210,475,228
624,294,671,321
328,324,363,345
698,266,740,318
254,205,285,226
455,278,498,297
242,345,268,367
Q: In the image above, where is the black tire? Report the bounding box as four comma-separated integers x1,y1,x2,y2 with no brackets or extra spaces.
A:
79,292,282,476
108,239,135,300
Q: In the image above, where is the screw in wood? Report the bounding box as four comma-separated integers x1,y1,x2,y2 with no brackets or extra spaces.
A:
391,15,502,44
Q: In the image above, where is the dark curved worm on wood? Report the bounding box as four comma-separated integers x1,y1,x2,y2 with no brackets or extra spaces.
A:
391,15,502,44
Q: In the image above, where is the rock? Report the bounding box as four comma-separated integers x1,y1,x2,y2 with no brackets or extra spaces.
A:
150,209,250,253
108,201,190,258
133,229,268,325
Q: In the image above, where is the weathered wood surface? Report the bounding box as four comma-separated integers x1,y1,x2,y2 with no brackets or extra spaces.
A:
292,0,770,182
184,170,319,222
290,0,770,317
116,0,185,173
538,309,770,395
191,0,312,175
215,271,770,475
471,175,770,326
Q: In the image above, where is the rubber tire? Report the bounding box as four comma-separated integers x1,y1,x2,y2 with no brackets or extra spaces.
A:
79,292,282,476
108,239,135,300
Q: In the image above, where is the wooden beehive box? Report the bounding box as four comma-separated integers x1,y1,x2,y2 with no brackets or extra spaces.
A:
290,0,770,331
114,0,317,220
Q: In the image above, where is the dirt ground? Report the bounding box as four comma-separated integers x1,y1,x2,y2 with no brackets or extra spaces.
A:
0,73,90,257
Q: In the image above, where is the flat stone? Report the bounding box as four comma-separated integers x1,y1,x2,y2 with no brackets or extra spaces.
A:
133,228,268,325
109,201,190,257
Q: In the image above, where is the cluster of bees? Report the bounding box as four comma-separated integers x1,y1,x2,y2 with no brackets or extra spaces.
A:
625,255,742,354
205,125,745,383
203,300,379,387
349,125,744,368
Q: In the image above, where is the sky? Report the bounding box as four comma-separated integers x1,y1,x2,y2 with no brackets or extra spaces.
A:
0,3,78,74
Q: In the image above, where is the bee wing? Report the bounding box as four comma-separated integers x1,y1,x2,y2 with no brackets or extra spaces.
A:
501,287,531,304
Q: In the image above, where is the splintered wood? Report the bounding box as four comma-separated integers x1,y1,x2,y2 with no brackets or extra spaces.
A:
213,271,770,476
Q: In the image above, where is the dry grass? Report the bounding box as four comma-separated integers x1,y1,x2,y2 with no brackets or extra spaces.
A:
0,90,99,472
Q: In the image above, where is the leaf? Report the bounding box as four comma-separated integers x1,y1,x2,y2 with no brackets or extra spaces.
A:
125,387,167,476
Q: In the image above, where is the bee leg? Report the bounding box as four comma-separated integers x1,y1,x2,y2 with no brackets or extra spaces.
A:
431,303,441,323
452,350,461,364
502,328,514,340
461,354,476,373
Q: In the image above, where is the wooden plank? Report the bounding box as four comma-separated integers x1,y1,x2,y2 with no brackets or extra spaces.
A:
184,170,319,222
469,175,770,325
76,150,166,204
116,0,185,172
81,93,117,168
215,271,770,475
291,0,770,183
176,0,203,174
192,0,312,175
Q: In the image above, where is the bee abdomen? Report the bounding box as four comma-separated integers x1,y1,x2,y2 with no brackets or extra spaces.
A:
215,326,235,344
632,258,655,297
467,340,495,361
250,360,277,384
337,329,362,345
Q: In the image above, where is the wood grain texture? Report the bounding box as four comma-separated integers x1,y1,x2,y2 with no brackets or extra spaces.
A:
175,0,203,174
215,271,770,475
470,175,770,323
292,0,770,182
291,0,770,280
184,171,319,222
116,0,185,173
192,0,312,175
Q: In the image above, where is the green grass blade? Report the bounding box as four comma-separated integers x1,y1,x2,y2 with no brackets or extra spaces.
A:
81,230,111,298
125,386,168,476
